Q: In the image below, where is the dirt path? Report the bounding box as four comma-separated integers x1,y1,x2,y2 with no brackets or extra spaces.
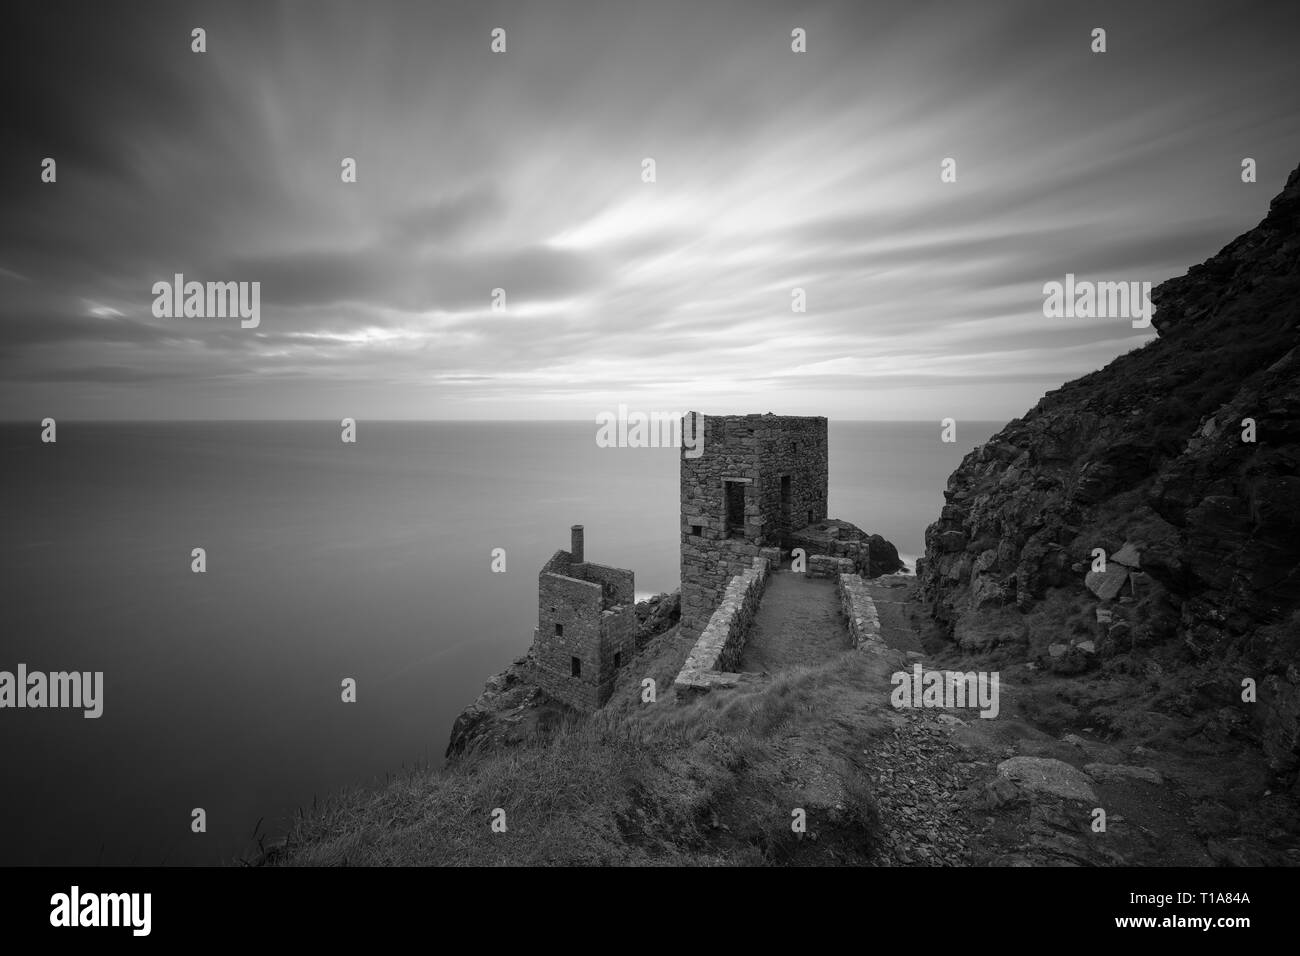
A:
739,570,848,673
864,573,925,655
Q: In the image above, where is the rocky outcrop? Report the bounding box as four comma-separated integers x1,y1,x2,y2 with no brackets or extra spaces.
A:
443,653,552,761
634,590,680,642
791,518,905,577
920,163,1300,782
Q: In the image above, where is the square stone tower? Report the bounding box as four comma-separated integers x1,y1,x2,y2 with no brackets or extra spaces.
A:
679,413,828,640
531,525,637,711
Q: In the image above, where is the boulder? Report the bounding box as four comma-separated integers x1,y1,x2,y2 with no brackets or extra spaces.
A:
997,756,1098,803
1046,642,1091,675
1111,542,1142,568
1085,565,1129,601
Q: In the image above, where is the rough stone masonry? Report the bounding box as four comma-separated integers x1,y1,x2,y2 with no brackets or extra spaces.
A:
530,525,637,710
679,413,829,641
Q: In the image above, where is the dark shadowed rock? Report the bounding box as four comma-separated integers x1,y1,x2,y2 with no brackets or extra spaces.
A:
1084,763,1164,786
634,590,681,644
790,519,904,577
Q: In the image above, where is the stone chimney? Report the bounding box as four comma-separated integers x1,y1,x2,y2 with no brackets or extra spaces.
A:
571,525,585,564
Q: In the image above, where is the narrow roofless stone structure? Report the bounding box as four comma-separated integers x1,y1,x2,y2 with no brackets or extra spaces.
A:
529,525,637,710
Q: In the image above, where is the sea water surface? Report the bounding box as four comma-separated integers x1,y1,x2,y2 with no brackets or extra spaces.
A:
0,419,1001,864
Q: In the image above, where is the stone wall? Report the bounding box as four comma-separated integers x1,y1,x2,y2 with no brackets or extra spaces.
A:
674,557,769,701
534,569,607,709
680,536,762,643
597,604,637,692
838,573,884,651
578,562,635,607
680,413,827,640
807,554,855,579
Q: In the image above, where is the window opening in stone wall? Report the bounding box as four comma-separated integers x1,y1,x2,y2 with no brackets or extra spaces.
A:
725,481,745,536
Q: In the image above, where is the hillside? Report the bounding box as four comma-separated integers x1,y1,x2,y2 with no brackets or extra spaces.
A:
272,625,903,866
272,571,1297,866
919,164,1300,783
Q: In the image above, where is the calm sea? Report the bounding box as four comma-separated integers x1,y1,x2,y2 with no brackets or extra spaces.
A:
0,419,1000,864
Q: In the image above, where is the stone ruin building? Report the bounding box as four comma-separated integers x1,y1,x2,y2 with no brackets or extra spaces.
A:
530,413,901,711
674,412,899,698
680,413,829,640
530,525,637,711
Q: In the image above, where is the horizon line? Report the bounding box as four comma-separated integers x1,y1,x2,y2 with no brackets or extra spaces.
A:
0,416,1012,425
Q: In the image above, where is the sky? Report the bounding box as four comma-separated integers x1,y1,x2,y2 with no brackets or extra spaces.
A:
2,0,1298,421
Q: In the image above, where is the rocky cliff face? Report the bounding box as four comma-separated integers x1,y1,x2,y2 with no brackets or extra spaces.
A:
919,164,1300,781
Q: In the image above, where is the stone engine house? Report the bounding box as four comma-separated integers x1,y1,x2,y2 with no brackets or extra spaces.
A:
680,413,829,640
530,525,637,710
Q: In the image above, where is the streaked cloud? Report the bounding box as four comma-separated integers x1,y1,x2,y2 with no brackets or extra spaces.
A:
2,0,1297,420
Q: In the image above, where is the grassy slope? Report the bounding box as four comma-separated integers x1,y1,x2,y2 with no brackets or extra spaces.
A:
278,576,1300,866
277,641,896,866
